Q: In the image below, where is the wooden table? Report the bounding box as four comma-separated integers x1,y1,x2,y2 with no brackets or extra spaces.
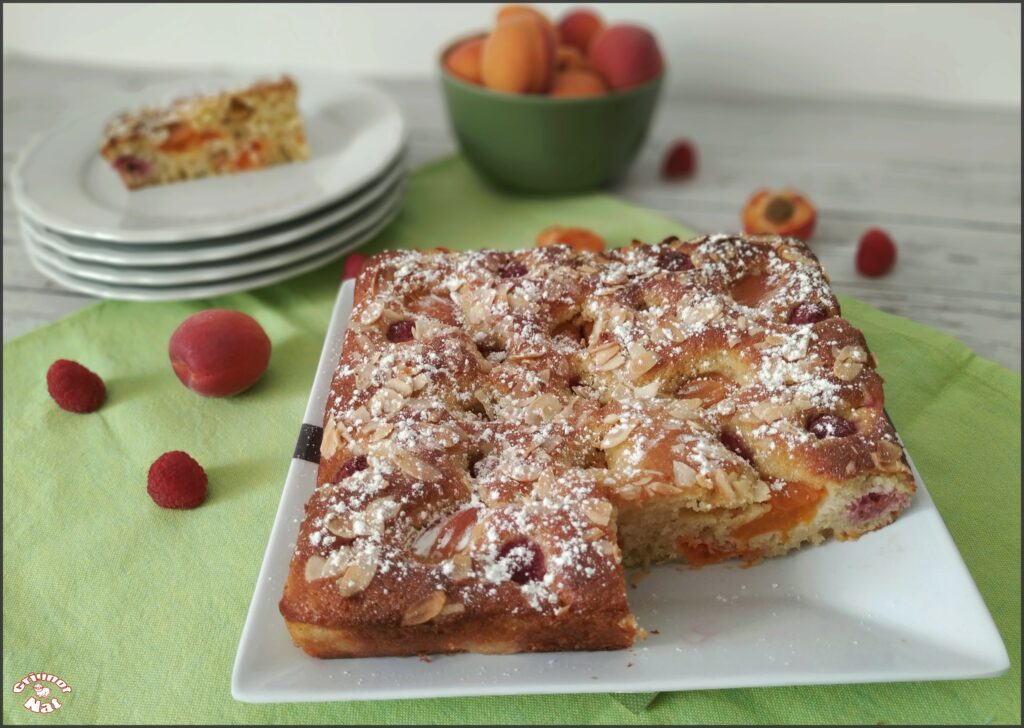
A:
4,54,1020,371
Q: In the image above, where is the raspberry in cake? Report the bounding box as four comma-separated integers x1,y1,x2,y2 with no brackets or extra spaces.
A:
279,234,916,657
100,76,309,189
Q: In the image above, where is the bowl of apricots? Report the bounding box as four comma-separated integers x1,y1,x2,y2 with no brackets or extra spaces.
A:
440,5,664,193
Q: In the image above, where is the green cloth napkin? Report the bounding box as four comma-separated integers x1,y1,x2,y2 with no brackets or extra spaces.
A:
3,156,1019,725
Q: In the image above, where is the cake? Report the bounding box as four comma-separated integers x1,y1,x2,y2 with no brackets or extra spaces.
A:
279,234,915,657
100,76,309,189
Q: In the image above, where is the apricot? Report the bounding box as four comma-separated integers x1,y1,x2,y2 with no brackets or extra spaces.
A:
445,37,485,84
558,8,604,53
555,45,588,72
549,69,607,98
481,14,556,94
589,24,663,90
169,309,271,397
497,4,558,39
536,225,606,252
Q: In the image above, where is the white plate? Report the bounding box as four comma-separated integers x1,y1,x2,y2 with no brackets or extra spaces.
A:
11,72,406,243
232,281,1009,704
22,198,402,302
23,182,404,286
21,152,407,267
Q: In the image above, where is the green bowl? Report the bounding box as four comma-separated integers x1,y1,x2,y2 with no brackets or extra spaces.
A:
439,36,664,194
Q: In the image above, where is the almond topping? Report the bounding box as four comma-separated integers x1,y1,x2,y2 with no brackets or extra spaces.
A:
325,513,356,539
600,421,636,449
321,420,341,459
304,556,328,582
833,345,867,382
363,420,394,442
359,300,385,325
525,393,562,425
438,601,466,617
393,450,442,481
584,499,613,526
337,550,378,597
673,460,698,487
447,553,474,581
385,376,413,397
626,343,658,381
401,590,447,626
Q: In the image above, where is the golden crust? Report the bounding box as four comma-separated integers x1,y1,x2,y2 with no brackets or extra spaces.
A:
280,234,915,657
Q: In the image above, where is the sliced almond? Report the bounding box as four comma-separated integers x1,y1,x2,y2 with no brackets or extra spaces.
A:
401,590,447,626
680,297,723,327
438,601,466,618
385,376,414,397
363,420,394,442
337,549,378,598
746,400,796,423
393,450,442,481
304,555,329,582
590,341,621,367
371,386,405,415
524,393,562,425
646,481,681,497
325,513,357,539
364,498,402,527
321,420,341,460
411,373,429,391
359,300,385,325
712,469,737,499
584,499,613,526
626,343,658,381
600,421,636,450
673,460,698,487
595,353,626,372
446,553,474,582
833,345,867,382
634,379,661,398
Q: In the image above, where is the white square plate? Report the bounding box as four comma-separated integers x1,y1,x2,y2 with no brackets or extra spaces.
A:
232,281,1009,703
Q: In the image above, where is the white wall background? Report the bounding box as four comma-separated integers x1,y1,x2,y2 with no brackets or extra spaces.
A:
3,3,1020,107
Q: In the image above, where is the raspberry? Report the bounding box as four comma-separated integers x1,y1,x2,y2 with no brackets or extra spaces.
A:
386,320,415,343
342,252,369,281
498,537,546,584
332,454,368,483
657,249,693,271
788,302,828,325
807,414,856,439
662,139,698,180
856,228,897,277
46,359,105,413
497,261,528,278
147,451,208,509
719,430,753,463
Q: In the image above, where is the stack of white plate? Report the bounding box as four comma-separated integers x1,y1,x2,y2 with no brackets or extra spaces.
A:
11,73,407,301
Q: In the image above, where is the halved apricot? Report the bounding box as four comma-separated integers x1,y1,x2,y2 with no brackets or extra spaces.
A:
741,188,817,242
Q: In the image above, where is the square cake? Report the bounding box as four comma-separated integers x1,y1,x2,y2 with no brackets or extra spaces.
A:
279,234,915,657
100,76,309,189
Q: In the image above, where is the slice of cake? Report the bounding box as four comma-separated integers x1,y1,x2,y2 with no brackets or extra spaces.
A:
279,234,916,657
100,76,309,189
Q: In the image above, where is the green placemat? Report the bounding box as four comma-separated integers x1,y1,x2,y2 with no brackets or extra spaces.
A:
3,155,1019,725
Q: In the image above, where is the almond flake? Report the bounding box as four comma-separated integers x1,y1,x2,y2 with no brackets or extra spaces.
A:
401,590,447,626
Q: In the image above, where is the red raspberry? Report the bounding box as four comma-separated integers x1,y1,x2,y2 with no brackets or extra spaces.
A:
46,359,105,413
386,320,415,343
342,252,369,281
498,537,546,584
856,228,897,277
662,139,698,180
147,451,208,509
